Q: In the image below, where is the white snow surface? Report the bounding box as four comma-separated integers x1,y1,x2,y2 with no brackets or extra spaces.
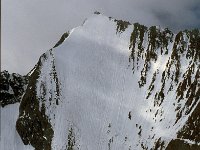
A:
0,104,34,150
34,15,198,149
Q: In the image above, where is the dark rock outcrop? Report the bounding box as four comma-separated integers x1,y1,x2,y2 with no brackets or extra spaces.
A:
16,53,54,150
0,70,28,107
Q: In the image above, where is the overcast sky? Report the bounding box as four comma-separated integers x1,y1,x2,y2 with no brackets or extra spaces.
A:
2,0,200,74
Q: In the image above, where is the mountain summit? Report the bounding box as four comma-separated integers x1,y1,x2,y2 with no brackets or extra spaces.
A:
1,14,200,150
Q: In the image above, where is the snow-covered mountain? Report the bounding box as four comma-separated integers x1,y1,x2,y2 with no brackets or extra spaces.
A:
1,14,200,150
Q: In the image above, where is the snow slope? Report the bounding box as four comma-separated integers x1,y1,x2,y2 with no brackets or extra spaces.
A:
16,14,200,150
0,104,34,150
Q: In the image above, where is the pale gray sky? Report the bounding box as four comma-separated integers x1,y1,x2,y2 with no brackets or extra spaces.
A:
2,0,200,74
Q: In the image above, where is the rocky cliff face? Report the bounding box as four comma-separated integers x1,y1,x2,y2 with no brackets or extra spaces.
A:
0,70,28,107
1,14,199,150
